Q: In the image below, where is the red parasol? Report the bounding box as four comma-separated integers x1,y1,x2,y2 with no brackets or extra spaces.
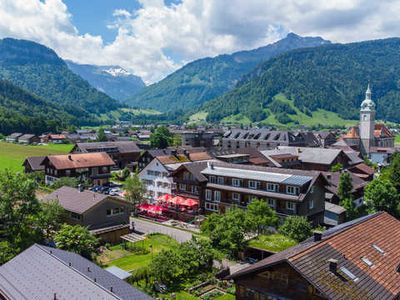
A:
158,194,173,202
182,198,199,207
149,205,166,214
170,196,186,205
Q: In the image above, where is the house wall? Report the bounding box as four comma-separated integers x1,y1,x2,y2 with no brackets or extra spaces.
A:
82,198,132,230
139,159,174,201
201,174,325,225
235,262,326,300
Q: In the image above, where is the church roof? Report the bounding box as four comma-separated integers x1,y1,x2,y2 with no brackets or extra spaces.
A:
374,123,394,138
343,126,359,139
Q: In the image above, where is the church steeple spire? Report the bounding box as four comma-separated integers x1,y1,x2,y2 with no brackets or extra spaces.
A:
366,83,371,100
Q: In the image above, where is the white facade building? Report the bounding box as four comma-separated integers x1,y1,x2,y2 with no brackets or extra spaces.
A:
139,158,177,202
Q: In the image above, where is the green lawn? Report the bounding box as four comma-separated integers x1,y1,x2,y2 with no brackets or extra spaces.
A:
396,134,400,145
248,234,297,253
189,111,208,123
99,234,179,271
0,141,73,172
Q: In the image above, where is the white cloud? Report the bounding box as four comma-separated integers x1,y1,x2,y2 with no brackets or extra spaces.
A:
0,0,400,83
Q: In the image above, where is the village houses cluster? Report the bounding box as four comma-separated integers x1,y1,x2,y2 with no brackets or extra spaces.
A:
2,85,400,300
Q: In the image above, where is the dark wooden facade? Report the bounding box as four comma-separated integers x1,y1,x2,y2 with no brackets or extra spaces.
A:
235,262,325,300
202,172,326,225
43,161,112,186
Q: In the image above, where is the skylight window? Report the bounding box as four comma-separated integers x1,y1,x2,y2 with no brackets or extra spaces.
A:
361,257,373,267
340,266,359,282
372,244,385,255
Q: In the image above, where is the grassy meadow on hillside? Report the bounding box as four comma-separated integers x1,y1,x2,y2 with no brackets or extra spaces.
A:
0,142,73,172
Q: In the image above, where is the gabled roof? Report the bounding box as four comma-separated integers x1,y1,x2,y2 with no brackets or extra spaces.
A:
172,161,217,182
41,186,128,214
18,134,36,140
232,212,400,300
374,123,394,138
262,146,347,166
23,156,46,171
43,152,115,170
74,142,140,154
0,244,152,300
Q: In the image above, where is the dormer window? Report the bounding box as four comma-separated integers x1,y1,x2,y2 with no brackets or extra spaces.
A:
287,186,300,195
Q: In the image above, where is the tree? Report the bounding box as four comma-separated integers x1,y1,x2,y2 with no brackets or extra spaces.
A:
54,224,98,259
0,170,42,259
150,126,173,149
245,199,278,235
201,208,248,258
331,163,343,172
150,249,183,285
52,177,79,189
124,170,146,215
385,153,400,191
337,172,353,201
279,216,312,242
38,201,66,240
97,128,108,142
178,237,214,276
364,177,399,216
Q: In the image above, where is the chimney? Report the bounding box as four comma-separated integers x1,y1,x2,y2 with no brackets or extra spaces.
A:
328,258,338,273
87,266,91,272
183,149,189,158
68,154,73,161
313,231,322,242
110,287,113,293
54,293,57,300
78,184,84,192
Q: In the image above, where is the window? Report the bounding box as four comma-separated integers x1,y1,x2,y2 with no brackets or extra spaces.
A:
102,166,109,173
232,178,241,187
372,244,385,255
183,171,190,181
232,192,240,202
286,202,295,211
209,176,217,184
309,199,314,210
179,183,186,191
214,191,221,202
310,186,315,193
286,186,300,195
205,189,212,201
107,207,125,216
361,257,373,267
65,169,71,176
248,180,259,189
70,212,81,220
266,183,278,192
267,198,276,208
217,177,225,185
205,202,219,212
191,186,199,194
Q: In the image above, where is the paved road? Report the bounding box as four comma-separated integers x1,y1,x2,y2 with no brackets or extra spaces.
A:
131,218,193,243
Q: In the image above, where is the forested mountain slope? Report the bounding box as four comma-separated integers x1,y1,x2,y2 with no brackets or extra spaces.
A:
204,37,400,123
127,33,329,111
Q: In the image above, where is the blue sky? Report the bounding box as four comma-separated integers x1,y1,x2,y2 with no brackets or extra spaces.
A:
64,0,181,43
0,1,398,83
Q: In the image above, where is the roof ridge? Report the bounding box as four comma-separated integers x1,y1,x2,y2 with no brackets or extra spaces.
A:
35,244,123,300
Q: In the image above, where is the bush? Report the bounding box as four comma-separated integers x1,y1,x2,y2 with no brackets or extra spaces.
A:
279,216,312,242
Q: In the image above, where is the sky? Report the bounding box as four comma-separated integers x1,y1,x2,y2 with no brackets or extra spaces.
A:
0,0,399,84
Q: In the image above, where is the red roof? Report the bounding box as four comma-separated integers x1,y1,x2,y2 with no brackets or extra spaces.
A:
45,152,115,170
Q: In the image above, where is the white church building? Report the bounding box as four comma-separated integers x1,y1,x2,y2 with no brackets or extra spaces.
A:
342,84,394,156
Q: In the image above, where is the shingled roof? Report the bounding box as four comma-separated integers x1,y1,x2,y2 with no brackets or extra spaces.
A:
23,156,46,171
43,152,115,170
231,212,400,300
41,186,116,214
0,244,152,300
74,141,140,154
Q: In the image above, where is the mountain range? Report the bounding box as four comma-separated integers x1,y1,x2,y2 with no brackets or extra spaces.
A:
126,33,330,111
203,37,400,124
66,61,145,101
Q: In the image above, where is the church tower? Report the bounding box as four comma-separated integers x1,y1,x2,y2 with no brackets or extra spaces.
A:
359,84,375,155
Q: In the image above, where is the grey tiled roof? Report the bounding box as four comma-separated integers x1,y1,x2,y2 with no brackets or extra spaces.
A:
0,244,153,300
75,142,140,154
41,186,108,214
23,156,46,171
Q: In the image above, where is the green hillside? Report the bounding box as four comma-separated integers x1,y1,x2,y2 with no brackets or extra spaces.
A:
204,37,400,124
127,33,329,112
0,80,75,135
0,38,120,125
219,94,355,128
